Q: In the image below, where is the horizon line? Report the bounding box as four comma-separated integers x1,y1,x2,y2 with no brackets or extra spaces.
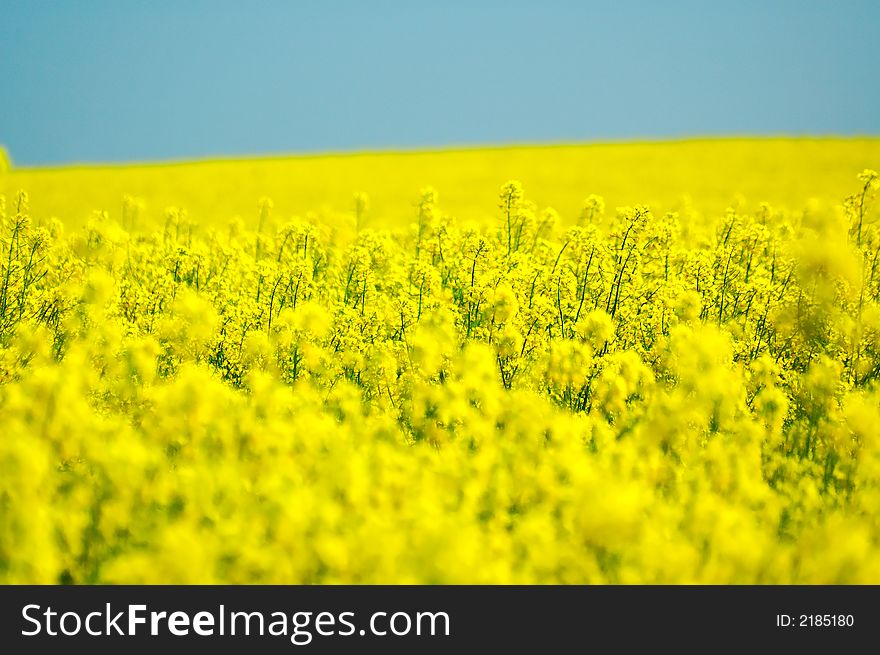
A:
4,133,879,173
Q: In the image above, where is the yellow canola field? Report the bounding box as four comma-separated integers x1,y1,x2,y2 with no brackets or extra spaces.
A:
5,137,880,230
1,138,880,584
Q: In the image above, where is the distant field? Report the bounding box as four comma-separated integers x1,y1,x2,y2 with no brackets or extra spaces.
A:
4,138,880,231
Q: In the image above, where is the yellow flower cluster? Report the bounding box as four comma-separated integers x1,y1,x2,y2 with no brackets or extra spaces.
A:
1,168,879,584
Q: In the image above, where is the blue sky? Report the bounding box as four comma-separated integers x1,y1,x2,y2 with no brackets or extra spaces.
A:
1,0,877,165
